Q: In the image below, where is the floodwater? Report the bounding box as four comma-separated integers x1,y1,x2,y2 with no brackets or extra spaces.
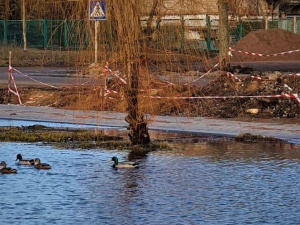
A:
1,140,300,224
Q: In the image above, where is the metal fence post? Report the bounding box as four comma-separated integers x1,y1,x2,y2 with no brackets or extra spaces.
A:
206,15,211,51
293,16,297,33
180,16,185,51
238,20,243,40
64,20,68,48
43,19,47,49
264,16,268,30
3,20,7,44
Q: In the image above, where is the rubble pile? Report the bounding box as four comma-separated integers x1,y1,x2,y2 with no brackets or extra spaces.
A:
155,72,300,119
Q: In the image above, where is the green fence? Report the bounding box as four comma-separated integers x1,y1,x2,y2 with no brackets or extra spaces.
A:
241,17,300,37
0,20,90,49
0,18,299,51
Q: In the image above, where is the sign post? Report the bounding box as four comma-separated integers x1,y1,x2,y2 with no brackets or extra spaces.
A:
89,0,106,65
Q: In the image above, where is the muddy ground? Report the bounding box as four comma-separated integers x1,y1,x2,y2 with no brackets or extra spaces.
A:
1,69,300,125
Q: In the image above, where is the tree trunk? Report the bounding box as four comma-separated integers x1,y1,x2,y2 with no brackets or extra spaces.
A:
5,0,10,19
111,0,150,145
218,0,230,70
125,62,150,146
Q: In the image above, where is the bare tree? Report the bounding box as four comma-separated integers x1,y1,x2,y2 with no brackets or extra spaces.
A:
110,0,151,145
265,0,284,18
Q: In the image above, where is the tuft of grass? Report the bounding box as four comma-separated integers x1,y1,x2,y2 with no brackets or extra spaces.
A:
0,45,93,67
0,125,171,152
235,133,283,143
0,126,118,143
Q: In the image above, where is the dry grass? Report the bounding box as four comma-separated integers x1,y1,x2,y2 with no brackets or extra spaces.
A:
0,45,94,67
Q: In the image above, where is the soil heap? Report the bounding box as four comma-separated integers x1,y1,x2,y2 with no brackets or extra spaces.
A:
231,29,300,62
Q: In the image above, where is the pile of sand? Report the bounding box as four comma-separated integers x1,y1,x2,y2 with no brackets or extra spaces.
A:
231,29,300,62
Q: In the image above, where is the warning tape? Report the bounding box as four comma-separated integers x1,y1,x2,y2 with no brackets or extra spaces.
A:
146,93,300,103
284,84,293,92
12,67,59,89
227,72,241,82
8,67,22,105
288,73,300,76
230,47,300,57
250,75,265,81
188,61,221,84
151,79,175,87
104,64,127,85
105,89,118,94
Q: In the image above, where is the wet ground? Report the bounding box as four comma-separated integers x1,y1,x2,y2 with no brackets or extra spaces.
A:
1,105,300,145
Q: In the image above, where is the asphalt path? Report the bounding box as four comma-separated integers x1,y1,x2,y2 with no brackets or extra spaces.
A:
1,104,300,145
0,67,90,87
1,61,300,87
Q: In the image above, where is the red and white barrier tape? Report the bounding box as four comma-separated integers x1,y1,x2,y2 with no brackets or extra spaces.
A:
284,84,293,92
12,67,59,89
8,68,22,105
186,61,221,85
227,72,241,82
250,75,265,81
229,47,300,57
105,89,118,94
104,64,127,85
146,93,300,103
288,73,300,76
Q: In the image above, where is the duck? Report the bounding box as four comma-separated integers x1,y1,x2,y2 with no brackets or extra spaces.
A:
34,158,51,170
15,154,34,165
111,156,139,168
0,161,17,174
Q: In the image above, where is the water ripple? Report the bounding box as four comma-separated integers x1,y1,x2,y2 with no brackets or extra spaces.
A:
1,142,300,224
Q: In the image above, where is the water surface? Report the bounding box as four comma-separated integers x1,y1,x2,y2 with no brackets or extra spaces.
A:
1,142,300,224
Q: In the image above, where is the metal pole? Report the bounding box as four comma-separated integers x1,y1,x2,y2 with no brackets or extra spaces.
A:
7,51,12,104
3,20,7,44
22,0,27,51
206,15,211,51
64,20,68,49
293,16,297,34
95,20,99,64
43,19,48,49
264,16,268,30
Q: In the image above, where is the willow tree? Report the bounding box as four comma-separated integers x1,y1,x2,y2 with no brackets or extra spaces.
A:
218,0,230,70
110,0,150,145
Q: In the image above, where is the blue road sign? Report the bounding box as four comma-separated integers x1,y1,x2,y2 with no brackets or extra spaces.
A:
89,1,106,21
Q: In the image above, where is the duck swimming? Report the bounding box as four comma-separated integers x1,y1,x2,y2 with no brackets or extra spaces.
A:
15,154,34,165
0,161,17,174
34,158,51,170
111,156,139,168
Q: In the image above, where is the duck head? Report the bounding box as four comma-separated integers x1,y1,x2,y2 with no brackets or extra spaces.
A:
111,156,118,164
0,161,7,169
34,158,41,165
16,154,22,161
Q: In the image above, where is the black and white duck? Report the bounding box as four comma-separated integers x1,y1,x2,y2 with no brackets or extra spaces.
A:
111,156,139,169
15,154,34,165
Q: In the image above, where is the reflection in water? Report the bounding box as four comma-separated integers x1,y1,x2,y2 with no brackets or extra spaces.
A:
1,142,300,224
167,141,300,162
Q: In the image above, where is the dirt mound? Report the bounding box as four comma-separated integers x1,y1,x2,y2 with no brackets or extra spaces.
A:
231,29,300,62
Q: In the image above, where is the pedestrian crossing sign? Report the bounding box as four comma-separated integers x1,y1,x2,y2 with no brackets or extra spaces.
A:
89,0,106,20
